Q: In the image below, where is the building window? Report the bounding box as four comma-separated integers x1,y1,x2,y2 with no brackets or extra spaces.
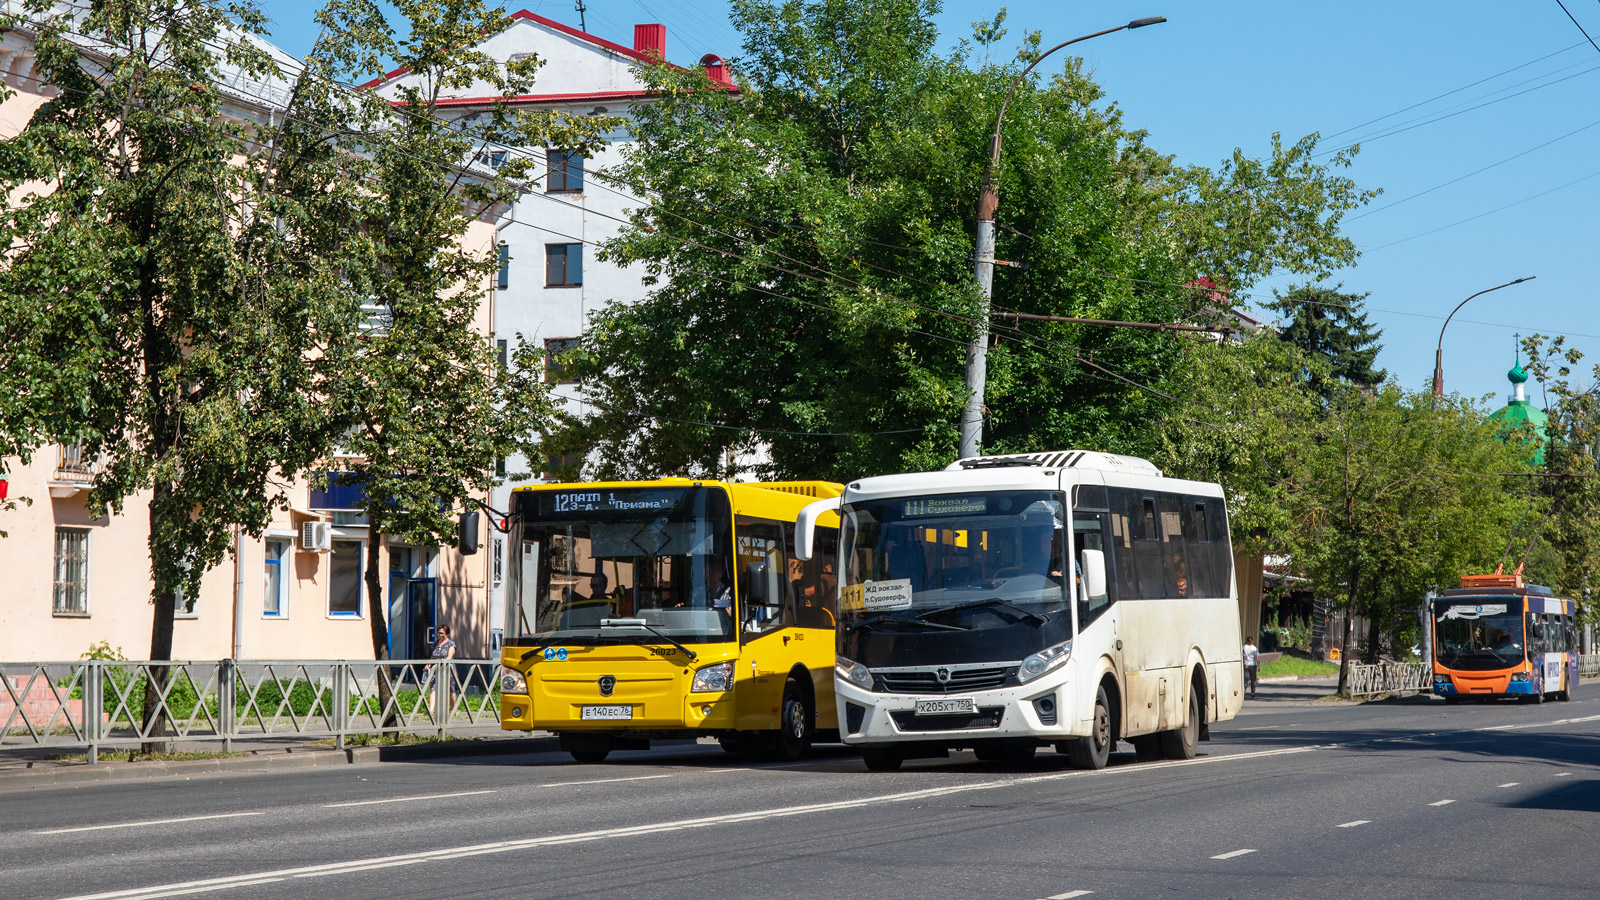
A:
496,338,508,370
329,539,364,617
475,149,507,169
492,537,504,588
547,150,583,193
544,337,580,384
264,539,289,617
545,243,582,287
497,244,509,290
174,562,198,618
52,528,89,615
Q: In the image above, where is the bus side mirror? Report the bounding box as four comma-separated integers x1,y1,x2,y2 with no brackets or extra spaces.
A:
745,560,772,606
795,497,842,561
1080,548,1107,601
458,511,481,555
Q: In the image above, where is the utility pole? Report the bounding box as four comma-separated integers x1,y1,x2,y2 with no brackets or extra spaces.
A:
959,16,1166,459
575,0,587,32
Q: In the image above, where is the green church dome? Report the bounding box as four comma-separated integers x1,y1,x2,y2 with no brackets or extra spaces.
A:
1492,357,1547,465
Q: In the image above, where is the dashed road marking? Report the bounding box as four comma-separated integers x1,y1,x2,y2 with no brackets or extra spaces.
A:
324,790,496,808
542,774,675,788
1043,891,1094,899
1499,782,1519,788
33,812,264,835
1211,849,1257,860
1429,799,1455,807
1554,772,1573,778
1337,820,1370,828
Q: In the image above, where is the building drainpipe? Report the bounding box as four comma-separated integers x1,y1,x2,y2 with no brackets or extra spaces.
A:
232,524,245,660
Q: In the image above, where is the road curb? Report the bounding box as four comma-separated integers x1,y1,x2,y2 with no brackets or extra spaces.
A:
0,735,563,790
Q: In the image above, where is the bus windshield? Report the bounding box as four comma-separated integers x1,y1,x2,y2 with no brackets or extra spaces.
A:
840,491,1069,628
1435,599,1525,671
507,486,735,645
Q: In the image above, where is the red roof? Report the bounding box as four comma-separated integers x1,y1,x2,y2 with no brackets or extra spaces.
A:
428,89,655,107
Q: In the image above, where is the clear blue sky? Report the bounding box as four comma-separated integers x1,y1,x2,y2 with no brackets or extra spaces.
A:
260,1,1600,408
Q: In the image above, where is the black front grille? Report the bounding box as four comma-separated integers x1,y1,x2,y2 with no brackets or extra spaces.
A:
890,706,1005,732
877,666,1014,694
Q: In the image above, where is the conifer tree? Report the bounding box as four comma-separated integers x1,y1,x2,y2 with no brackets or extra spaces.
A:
1265,284,1386,397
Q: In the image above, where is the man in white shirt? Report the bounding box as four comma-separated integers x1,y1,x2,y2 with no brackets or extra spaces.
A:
1243,636,1260,699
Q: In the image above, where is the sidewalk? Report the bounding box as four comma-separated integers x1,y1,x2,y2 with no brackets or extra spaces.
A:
0,728,560,789
1237,674,1352,711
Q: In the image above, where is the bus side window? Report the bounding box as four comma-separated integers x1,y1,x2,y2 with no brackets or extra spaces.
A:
1074,512,1115,628
786,524,839,628
737,518,791,636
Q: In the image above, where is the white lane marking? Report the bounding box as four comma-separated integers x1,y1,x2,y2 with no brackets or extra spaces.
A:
1211,849,1257,860
1429,799,1455,806
1337,820,1370,828
323,790,496,809
542,774,674,788
52,744,1328,900
1499,782,1520,788
1554,772,1573,777
33,812,264,836
1240,725,1282,730
1043,891,1094,899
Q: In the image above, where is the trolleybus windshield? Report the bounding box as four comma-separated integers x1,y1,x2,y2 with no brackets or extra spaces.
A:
1434,598,1525,670
507,486,736,645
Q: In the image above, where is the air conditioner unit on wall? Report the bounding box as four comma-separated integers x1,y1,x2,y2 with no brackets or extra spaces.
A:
300,521,332,552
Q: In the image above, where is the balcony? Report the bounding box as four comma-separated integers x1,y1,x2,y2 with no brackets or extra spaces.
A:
48,444,97,498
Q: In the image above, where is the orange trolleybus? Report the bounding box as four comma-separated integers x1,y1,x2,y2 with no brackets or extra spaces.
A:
1432,573,1578,704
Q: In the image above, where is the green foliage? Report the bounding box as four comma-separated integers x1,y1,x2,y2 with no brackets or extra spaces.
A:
559,0,1373,480
80,642,128,662
1259,650,1338,679
1263,284,1386,397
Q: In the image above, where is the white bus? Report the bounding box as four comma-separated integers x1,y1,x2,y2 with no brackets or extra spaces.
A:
796,450,1244,772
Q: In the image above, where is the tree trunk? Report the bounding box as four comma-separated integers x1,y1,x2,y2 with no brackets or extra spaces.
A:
1364,604,1383,664
142,479,175,754
364,525,397,729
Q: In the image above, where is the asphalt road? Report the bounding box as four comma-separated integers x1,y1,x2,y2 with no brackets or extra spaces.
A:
5,683,1599,900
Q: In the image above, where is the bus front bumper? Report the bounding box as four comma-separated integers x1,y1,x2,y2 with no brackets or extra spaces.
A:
834,674,1080,747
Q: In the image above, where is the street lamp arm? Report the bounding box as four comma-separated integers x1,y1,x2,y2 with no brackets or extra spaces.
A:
1430,275,1536,401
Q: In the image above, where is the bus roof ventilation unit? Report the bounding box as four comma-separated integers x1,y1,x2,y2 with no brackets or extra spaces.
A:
948,450,1163,477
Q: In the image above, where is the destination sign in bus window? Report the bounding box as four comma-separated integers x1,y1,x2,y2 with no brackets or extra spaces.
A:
902,496,988,518
539,489,686,514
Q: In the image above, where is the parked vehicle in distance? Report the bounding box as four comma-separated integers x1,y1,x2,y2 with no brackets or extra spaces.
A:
1432,573,1577,704
796,450,1244,772
497,478,844,762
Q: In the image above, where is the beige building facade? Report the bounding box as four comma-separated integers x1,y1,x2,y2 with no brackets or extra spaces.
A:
0,10,495,663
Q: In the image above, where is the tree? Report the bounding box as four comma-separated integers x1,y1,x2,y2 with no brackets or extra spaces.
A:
555,0,1373,481
1292,386,1530,694
0,0,364,747
309,0,613,668
1262,284,1386,399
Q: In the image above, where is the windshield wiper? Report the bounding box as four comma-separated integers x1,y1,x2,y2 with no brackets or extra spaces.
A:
920,597,1048,626
599,618,699,662
847,614,969,633
518,634,633,662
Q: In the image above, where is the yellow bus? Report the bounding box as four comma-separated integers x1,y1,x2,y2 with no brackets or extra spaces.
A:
498,478,844,762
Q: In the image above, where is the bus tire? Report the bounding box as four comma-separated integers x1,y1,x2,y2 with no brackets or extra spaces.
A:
773,678,813,762
1159,688,1200,760
1067,686,1112,770
569,749,610,763
1130,735,1163,762
861,748,903,771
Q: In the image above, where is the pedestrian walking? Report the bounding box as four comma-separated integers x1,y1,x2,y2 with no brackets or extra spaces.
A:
1243,635,1259,699
425,624,457,716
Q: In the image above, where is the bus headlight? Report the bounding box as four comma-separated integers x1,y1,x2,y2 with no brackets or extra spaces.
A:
836,657,873,690
499,666,528,694
1510,671,1531,682
691,661,735,692
1018,640,1072,684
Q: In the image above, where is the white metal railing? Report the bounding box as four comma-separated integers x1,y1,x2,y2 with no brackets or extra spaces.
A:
1,659,501,764
1582,654,1600,679
1346,661,1432,699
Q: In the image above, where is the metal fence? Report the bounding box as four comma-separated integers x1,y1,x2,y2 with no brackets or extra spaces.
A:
1345,661,1432,699
1,659,502,763
1345,654,1600,699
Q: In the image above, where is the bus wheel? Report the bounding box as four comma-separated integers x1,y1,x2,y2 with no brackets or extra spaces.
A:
1067,686,1112,770
569,749,610,763
773,678,813,762
1130,735,1163,762
1158,689,1200,760
861,748,903,771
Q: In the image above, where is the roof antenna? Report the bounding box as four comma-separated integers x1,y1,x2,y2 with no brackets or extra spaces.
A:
575,0,587,32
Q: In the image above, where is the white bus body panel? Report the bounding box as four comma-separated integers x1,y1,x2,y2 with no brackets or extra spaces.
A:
836,453,1244,749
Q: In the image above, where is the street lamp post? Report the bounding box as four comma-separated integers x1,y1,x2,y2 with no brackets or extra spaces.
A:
959,16,1167,460
1430,276,1536,402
